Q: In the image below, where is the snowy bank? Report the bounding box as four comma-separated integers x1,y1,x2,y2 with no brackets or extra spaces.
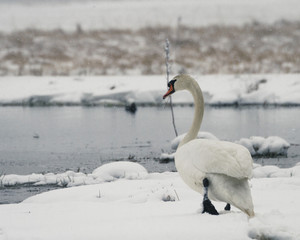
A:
0,162,300,239
0,161,148,188
1,159,300,190
0,75,300,106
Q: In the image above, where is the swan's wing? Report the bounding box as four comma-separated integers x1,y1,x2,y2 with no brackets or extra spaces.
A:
176,139,253,179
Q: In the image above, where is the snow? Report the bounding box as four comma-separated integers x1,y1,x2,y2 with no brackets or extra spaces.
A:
253,163,300,178
92,161,148,181
1,161,148,187
160,131,291,161
0,74,300,106
236,136,290,157
171,131,219,150
2,160,300,187
1,161,300,240
1,0,300,32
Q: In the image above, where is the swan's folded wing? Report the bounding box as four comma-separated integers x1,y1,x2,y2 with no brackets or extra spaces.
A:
177,139,253,179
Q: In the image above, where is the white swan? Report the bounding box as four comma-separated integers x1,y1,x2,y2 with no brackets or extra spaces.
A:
163,74,254,217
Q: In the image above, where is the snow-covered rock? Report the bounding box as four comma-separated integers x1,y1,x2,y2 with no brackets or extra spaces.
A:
253,164,300,178
236,136,290,156
162,133,290,161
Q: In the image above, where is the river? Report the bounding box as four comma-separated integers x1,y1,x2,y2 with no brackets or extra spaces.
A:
0,106,299,203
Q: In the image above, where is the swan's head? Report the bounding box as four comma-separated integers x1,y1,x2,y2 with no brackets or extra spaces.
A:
163,74,194,99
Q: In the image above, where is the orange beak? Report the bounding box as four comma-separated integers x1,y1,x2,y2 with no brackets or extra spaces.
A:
163,84,174,99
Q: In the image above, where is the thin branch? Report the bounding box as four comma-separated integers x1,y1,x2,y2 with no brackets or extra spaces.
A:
165,39,178,137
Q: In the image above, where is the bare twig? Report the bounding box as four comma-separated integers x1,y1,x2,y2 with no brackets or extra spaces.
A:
0,174,5,188
165,39,178,137
97,189,101,198
174,189,180,201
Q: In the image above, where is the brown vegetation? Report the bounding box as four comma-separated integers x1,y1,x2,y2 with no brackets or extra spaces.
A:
0,20,299,76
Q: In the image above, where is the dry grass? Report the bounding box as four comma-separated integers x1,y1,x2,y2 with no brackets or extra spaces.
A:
0,20,299,76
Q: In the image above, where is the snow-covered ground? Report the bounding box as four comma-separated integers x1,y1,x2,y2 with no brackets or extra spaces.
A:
1,0,300,32
0,74,300,106
1,161,300,240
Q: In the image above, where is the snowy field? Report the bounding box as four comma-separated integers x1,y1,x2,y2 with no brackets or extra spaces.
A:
1,161,300,240
0,74,299,106
1,0,300,32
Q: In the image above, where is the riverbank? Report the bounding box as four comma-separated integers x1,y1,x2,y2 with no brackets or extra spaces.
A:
0,74,299,106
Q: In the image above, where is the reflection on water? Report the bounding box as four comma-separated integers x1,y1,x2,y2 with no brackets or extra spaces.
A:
0,106,299,203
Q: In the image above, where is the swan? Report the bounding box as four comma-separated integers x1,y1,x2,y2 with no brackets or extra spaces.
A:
163,74,255,217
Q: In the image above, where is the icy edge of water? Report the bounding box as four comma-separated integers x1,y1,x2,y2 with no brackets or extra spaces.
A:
1,160,300,189
0,161,148,188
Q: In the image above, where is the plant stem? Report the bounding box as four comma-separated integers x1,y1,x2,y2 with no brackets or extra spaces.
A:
165,39,178,137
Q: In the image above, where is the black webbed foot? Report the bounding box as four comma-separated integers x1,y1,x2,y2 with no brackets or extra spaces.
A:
224,203,231,211
202,199,219,215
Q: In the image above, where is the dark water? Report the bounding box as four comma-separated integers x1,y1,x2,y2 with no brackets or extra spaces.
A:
0,106,300,204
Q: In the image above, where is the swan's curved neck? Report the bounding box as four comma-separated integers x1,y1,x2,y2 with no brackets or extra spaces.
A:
178,80,204,148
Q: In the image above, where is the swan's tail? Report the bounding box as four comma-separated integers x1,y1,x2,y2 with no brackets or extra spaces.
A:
233,179,255,218
244,209,255,218
207,174,255,217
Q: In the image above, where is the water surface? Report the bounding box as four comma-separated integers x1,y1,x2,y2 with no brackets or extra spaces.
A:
0,106,299,203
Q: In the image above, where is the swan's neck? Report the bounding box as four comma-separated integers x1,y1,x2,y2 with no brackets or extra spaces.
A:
178,81,204,148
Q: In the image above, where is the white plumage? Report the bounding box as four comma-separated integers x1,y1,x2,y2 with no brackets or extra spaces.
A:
163,74,254,217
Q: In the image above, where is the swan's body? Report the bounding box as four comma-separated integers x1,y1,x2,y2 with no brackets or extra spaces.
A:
163,74,254,217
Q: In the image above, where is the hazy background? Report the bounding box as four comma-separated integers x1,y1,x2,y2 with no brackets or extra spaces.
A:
0,0,299,76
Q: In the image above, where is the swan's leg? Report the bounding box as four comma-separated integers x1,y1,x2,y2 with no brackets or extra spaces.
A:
224,203,231,211
202,178,219,215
